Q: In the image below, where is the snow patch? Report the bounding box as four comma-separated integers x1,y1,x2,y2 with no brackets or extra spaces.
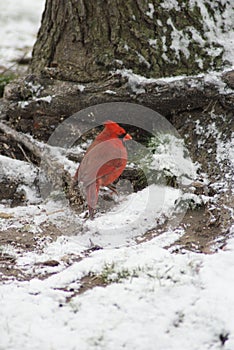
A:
167,18,190,59
146,3,155,19
81,185,182,248
150,134,198,181
0,155,38,186
77,84,85,92
1,239,234,350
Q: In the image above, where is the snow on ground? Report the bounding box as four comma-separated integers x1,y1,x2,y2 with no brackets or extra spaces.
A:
0,1,234,350
0,116,233,350
1,236,234,350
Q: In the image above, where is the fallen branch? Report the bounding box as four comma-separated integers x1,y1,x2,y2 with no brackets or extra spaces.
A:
0,121,83,208
0,121,44,160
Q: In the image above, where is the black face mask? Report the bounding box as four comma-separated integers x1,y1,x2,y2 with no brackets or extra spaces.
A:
118,132,127,140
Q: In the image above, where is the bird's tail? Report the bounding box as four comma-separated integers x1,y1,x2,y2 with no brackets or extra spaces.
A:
86,182,99,219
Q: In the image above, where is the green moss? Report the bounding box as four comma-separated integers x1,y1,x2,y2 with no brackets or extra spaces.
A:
0,74,15,97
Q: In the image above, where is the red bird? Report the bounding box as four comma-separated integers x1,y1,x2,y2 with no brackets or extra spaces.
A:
74,120,132,219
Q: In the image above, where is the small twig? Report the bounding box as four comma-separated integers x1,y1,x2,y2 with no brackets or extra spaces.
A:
0,62,18,75
203,99,218,113
46,209,65,215
0,52,29,75
17,143,31,163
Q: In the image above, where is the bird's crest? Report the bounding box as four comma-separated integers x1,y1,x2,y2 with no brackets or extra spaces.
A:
104,120,127,135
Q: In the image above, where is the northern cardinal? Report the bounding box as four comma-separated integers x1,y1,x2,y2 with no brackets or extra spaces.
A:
74,120,132,219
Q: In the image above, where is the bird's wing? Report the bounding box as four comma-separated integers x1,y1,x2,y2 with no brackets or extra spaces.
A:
78,139,127,187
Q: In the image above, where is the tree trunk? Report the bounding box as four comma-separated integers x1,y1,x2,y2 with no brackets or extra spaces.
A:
30,0,232,82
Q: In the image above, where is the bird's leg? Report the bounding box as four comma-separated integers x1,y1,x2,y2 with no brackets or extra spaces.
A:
87,182,100,220
107,184,118,195
88,206,95,220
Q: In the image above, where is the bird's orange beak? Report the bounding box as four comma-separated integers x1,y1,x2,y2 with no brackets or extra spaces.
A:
123,133,132,141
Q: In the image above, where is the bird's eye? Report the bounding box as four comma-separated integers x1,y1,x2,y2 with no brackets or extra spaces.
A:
118,133,126,139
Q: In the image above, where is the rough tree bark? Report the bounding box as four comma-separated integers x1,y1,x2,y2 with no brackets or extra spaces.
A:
30,0,230,82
